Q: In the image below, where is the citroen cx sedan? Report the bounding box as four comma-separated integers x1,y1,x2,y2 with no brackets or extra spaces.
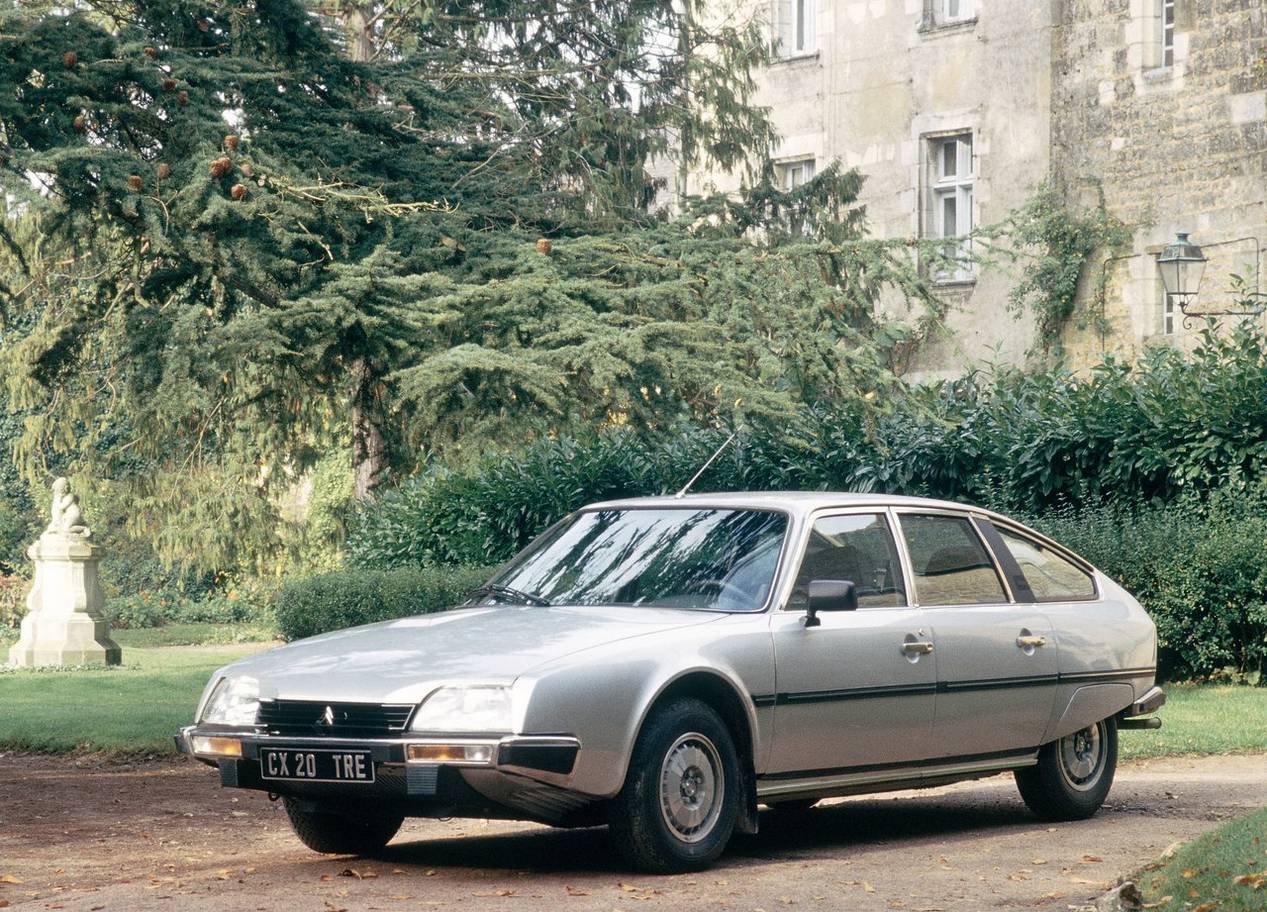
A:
178,493,1164,872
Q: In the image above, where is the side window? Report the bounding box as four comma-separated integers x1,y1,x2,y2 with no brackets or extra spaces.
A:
900,513,1007,606
996,527,1097,601
788,513,907,610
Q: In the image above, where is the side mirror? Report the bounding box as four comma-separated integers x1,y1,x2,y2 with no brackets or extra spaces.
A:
804,579,858,627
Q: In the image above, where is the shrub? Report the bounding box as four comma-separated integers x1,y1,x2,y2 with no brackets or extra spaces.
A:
273,565,495,641
348,325,1267,570
1030,491,1267,683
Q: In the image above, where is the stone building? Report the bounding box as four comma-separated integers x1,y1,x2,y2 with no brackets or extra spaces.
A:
679,0,1267,376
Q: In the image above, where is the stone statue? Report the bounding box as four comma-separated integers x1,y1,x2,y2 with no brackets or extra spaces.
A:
8,476,117,666
46,477,91,538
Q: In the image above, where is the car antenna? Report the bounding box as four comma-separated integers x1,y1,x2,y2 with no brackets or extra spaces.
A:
675,429,740,499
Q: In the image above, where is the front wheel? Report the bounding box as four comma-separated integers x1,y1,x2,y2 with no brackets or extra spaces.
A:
608,698,742,873
1015,717,1117,821
283,797,404,855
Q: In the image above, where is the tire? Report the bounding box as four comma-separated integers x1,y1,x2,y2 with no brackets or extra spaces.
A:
608,698,742,873
282,797,404,855
766,798,819,814
1015,717,1118,821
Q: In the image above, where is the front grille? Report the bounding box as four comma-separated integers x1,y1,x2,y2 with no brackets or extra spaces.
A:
257,700,414,738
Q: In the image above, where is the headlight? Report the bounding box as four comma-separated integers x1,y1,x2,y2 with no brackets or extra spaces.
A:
199,676,260,726
410,685,513,733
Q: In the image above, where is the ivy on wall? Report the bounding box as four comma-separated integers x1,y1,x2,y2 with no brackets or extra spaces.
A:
986,182,1130,355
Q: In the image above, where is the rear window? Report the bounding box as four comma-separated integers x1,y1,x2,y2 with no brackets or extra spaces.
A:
996,527,1096,601
899,513,1008,606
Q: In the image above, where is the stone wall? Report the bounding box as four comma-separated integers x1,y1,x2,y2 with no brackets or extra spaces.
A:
683,0,1267,375
1052,0,1267,366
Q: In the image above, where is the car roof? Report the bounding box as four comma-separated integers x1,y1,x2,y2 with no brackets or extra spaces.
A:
585,491,997,518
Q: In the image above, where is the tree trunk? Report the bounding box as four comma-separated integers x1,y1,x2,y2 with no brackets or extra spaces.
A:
344,2,375,62
351,358,388,500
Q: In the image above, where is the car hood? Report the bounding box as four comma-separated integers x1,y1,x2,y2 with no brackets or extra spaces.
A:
218,605,725,704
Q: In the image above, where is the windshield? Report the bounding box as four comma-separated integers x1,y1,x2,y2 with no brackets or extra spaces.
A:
474,507,788,612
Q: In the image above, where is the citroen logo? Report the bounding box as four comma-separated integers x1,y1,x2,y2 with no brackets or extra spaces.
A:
319,705,335,727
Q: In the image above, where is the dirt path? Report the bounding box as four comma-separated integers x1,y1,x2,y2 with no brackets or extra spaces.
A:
1,753,1264,912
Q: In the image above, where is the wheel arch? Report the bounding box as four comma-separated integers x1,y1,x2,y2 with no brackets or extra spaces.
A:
632,668,761,834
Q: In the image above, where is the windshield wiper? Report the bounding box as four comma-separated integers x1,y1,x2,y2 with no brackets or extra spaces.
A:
468,584,552,607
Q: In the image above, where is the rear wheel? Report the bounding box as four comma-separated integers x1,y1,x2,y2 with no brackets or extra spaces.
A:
1015,717,1117,821
283,797,404,855
608,698,741,873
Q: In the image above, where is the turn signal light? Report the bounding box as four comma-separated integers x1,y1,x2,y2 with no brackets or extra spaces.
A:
191,735,243,758
406,743,494,764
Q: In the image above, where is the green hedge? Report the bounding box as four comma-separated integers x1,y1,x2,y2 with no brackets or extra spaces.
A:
273,565,495,641
1029,494,1267,684
347,325,1267,571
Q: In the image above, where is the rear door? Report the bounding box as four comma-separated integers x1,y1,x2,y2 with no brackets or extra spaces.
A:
894,510,1059,758
768,509,938,774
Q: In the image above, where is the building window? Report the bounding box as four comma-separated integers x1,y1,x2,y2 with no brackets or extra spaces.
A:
1160,0,1175,67
926,133,974,280
776,0,815,57
926,0,974,28
1162,294,1176,335
778,158,815,189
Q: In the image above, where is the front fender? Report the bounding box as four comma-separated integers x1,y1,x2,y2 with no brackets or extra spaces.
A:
517,616,774,797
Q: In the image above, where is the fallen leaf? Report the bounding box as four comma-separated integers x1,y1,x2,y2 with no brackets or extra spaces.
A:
863,882,875,893
1191,903,1219,912
473,889,515,897
1140,898,1173,910
0,900,10,908
1182,868,1202,879
565,885,589,896
1081,855,1102,864
0,877,20,886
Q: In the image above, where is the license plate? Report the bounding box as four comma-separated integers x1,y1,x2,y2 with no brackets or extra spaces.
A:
259,748,375,784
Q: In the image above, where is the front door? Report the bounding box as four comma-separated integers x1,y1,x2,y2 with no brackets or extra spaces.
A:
768,510,937,775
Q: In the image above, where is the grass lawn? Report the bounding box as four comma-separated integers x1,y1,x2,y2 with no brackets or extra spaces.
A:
1119,684,1267,760
0,627,1263,759
1136,807,1267,911
0,641,273,755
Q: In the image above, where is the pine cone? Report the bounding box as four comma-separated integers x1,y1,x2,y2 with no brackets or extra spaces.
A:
73,114,87,132
223,134,239,151
127,175,143,192
176,90,189,106
239,162,254,179
161,77,177,92
62,51,77,68
230,183,247,201
209,156,232,178
157,162,171,180
143,46,157,58
536,238,553,255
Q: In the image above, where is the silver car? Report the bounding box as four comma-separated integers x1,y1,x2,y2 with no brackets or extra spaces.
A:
178,493,1165,872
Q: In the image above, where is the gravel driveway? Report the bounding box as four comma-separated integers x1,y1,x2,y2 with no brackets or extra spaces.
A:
1,753,1263,911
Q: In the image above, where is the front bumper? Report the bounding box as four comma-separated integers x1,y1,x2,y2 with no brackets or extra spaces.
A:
175,726,581,793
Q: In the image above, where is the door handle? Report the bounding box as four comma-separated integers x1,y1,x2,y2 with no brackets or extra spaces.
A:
1016,634,1047,649
901,640,935,655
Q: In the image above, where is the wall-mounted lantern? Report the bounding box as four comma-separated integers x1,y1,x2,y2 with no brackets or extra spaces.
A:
1154,232,1265,321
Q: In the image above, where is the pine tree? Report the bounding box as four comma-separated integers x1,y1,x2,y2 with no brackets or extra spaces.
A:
0,0,941,569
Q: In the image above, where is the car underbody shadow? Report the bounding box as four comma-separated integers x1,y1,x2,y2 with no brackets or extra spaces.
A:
373,788,1043,874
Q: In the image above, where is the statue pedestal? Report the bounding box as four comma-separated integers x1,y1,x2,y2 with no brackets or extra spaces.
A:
8,533,120,667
